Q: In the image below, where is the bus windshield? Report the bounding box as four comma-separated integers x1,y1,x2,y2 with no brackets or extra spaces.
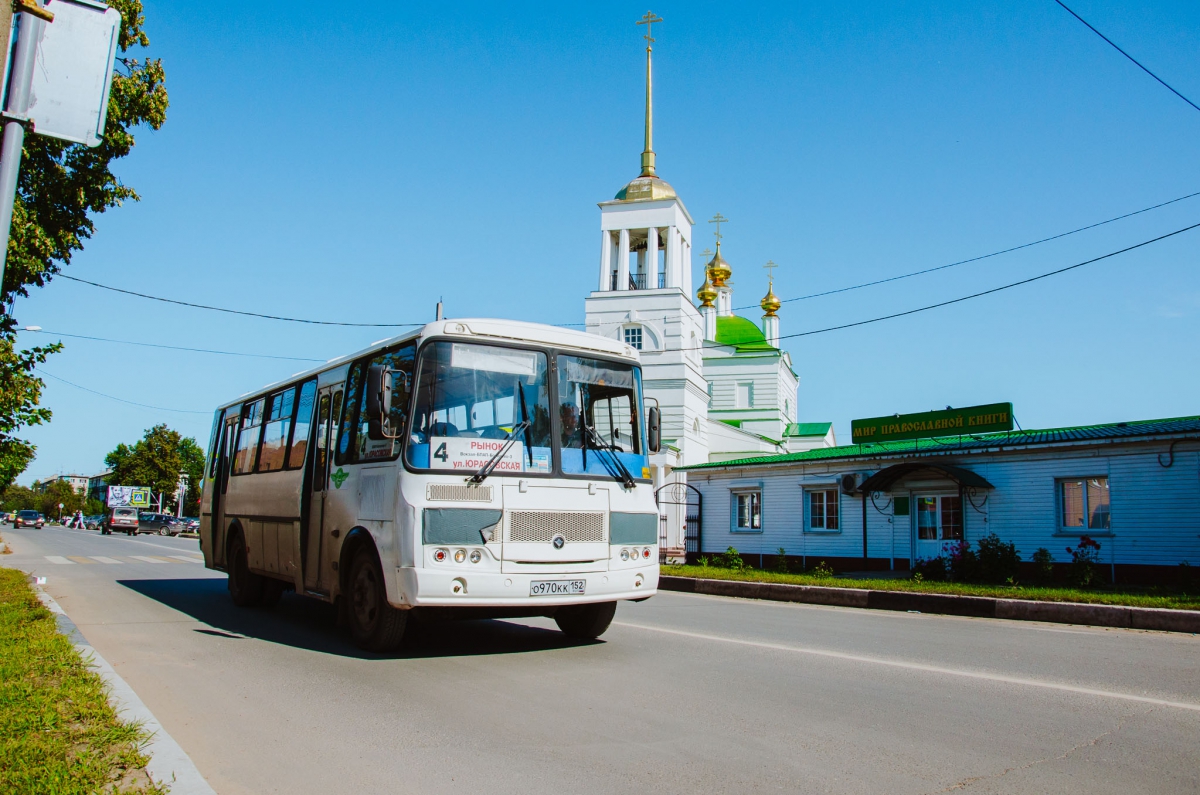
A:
407,342,553,474
557,355,647,479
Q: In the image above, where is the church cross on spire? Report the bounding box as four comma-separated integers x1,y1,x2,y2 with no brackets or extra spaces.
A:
709,212,728,244
763,259,778,284
636,11,663,177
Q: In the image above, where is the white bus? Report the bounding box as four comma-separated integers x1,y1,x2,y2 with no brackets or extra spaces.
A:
199,319,661,651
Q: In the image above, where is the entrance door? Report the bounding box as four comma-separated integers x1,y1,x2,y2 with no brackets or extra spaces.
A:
913,494,963,561
211,412,238,567
303,385,341,592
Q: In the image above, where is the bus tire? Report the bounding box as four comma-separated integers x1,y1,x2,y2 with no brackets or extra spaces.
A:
348,546,406,652
554,601,617,639
258,577,285,608
227,533,264,607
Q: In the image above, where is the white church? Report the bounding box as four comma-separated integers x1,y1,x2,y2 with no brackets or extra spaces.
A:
582,18,836,558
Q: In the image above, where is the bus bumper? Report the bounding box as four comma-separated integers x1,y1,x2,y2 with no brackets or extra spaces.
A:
396,564,659,608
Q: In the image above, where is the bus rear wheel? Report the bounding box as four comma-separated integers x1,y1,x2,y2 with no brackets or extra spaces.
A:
227,534,264,607
347,546,407,652
554,601,617,640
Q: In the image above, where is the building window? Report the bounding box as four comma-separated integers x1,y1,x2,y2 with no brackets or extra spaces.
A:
915,495,962,540
784,399,790,418
733,491,762,532
706,381,713,407
1060,478,1110,531
624,326,643,350
808,489,839,531
737,382,753,408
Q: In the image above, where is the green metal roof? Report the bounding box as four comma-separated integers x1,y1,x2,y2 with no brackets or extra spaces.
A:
785,422,832,437
712,316,776,352
680,415,1200,471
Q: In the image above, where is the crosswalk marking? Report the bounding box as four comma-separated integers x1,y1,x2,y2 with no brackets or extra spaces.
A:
90,556,122,564
130,555,165,564
169,555,202,564
45,555,74,564
150,556,187,564
43,553,203,566
66,556,98,564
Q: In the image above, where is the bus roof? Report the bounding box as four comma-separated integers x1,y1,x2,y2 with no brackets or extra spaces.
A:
216,318,638,411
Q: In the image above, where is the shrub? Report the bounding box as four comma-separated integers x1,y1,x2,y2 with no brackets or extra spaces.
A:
716,546,746,571
975,532,1021,584
913,555,949,582
1031,548,1055,584
808,560,834,579
697,555,711,568
1066,536,1102,587
771,547,790,574
947,540,977,582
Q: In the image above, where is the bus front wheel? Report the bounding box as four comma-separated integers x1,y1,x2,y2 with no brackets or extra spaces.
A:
554,601,617,640
227,534,264,607
348,546,407,652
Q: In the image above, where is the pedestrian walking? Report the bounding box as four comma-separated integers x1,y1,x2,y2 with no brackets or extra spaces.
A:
71,510,84,529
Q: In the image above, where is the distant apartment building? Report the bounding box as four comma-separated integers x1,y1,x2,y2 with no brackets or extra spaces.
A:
88,471,112,502
37,474,90,495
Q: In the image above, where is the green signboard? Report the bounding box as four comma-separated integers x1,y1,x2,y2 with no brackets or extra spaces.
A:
851,402,1013,444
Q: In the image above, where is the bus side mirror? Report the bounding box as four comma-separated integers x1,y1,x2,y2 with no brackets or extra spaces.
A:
366,364,392,441
647,406,661,453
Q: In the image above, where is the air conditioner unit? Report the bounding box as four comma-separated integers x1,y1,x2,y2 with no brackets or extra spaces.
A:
840,473,864,495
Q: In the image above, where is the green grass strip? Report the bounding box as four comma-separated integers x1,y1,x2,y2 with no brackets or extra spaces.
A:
0,568,168,794
662,565,1200,611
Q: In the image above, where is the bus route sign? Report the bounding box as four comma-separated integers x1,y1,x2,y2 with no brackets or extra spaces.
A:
851,402,1013,444
428,437,550,474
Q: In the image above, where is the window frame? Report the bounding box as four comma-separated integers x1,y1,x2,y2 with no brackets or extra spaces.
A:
805,486,841,533
731,489,763,533
1056,476,1112,535
623,325,643,351
336,341,418,467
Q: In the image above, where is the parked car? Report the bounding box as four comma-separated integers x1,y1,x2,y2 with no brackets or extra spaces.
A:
138,512,183,537
182,517,199,533
14,509,44,528
105,506,139,535
85,514,105,530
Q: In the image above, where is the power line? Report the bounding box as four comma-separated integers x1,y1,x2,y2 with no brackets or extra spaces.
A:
1052,0,1200,115
58,274,424,328
705,220,1200,350
23,328,325,362
733,188,1200,311
36,369,211,415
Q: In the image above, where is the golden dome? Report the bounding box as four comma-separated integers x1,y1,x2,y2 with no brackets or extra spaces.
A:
760,280,781,317
614,175,678,202
697,274,717,308
706,242,732,287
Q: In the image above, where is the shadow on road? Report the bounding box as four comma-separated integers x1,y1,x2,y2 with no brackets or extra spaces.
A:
118,577,596,660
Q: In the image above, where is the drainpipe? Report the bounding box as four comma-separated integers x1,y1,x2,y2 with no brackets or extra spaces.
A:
861,491,868,568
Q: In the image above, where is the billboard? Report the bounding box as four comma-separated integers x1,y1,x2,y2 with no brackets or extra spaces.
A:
107,485,150,508
851,403,1014,444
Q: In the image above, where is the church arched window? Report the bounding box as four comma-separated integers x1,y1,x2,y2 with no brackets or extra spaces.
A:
623,326,643,350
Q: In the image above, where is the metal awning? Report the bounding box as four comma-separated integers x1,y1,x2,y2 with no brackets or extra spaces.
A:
857,462,993,493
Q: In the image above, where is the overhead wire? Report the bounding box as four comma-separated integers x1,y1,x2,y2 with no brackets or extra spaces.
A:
36,369,211,415
23,328,325,362
58,274,423,328
1052,0,1200,115
732,188,1200,311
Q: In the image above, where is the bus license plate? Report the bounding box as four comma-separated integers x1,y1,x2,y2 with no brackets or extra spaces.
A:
529,580,586,596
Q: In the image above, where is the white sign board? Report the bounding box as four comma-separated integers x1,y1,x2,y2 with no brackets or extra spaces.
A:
428,437,550,474
26,0,121,147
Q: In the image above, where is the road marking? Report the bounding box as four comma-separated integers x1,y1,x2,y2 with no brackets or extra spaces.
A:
45,556,75,564
149,556,187,564
613,621,1200,713
66,556,98,564
168,555,201,564
130,555,166,564
90,556,122,564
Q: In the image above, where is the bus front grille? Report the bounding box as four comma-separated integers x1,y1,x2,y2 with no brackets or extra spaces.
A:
508,511,606,543
426,484,494,502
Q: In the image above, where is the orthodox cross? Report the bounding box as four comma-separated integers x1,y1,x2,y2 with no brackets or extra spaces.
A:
700,248,713,260
637,11,662,47
708,212,728,243
763,260,778,283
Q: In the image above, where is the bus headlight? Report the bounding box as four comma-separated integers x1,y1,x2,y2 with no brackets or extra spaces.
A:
433,548,448,563
620,548,630,561
454,548,466,563
469,549,482,564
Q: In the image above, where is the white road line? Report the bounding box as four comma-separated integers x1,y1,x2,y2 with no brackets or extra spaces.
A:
90,556,122,564
45,555,75,564
130,555,165,564
169,555,201,564
613,621,1200,713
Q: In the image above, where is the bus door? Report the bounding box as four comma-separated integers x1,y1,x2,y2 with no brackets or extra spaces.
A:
304,385,341,593
211,412,239,568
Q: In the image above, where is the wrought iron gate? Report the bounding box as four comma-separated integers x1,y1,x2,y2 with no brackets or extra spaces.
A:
654,482,702,556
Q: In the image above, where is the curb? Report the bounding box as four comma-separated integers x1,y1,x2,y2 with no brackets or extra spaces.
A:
36,589,217,794
659,575,1200,634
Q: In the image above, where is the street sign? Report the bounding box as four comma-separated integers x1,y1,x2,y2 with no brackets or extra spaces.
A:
107,485,150,507
25,0,121,147
851,402,1014,444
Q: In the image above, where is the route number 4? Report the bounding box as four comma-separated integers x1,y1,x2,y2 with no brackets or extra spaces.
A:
434,442,449,463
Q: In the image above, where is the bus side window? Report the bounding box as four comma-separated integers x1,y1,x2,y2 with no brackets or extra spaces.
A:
334,366,365,467
233,399,264,474
355,342,416,462
286,380,318,470
312,393,331,491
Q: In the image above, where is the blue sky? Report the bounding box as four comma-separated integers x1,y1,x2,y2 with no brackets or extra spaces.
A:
12,0,1200,483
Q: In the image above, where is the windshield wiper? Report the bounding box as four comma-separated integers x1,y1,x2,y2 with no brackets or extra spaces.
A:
468,420,531,484
583,424,635,489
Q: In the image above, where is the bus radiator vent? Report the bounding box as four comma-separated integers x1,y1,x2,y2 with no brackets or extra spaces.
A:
508,511,606,544
427,484,494,502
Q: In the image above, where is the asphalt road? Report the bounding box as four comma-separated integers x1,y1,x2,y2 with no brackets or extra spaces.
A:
4,524,1198,794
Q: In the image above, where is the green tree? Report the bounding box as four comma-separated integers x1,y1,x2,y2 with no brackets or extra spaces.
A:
106,425,201,513
0,483,37,511
37,480,82,519
0,0,168,487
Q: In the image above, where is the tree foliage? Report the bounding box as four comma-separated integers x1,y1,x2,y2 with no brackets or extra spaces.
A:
0,0,167,487
106,424,203,513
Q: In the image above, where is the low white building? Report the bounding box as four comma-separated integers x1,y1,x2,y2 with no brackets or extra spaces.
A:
680,415,1200,584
